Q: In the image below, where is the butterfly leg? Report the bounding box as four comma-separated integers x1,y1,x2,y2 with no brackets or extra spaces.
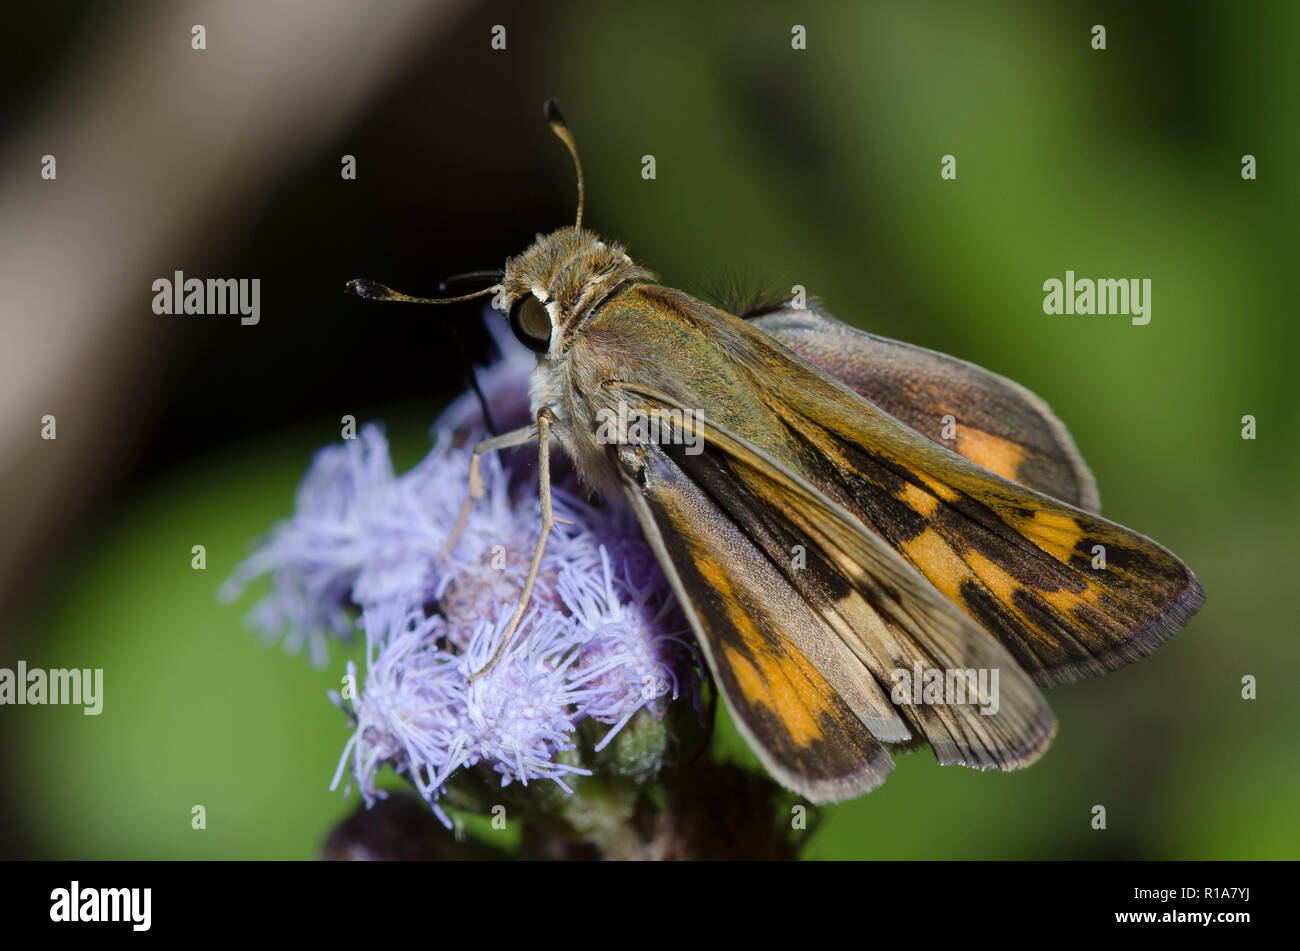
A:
468,406,560,681
443,423,539,555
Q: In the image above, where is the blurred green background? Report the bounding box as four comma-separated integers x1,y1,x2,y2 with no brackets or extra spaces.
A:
3,0,1296,859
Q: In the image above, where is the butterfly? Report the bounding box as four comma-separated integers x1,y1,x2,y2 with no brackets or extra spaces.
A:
345,100,1204,803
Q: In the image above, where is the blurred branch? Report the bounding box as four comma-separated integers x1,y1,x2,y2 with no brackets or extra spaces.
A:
0,0,468,618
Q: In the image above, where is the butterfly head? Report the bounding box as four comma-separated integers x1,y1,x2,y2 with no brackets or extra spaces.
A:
497,100,654,356
344,99,652,357
499,227,652,356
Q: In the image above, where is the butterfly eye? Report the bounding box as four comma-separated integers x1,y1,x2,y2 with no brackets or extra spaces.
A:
509,295,552,353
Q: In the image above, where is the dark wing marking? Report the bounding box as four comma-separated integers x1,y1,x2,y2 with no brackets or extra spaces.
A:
752,306,1101,511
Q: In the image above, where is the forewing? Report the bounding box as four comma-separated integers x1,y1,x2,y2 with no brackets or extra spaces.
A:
751,306,1101,511
614,302,1202,689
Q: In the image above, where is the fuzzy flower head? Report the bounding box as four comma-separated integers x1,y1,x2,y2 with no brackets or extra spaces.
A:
230,311,699,820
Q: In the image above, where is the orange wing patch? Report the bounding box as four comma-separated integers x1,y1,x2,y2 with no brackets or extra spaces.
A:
1008,508,1087,564
900,527,968,604
955,427,1026,483
722,643,830,748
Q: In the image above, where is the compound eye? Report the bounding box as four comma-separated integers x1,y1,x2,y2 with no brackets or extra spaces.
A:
509,294,552,353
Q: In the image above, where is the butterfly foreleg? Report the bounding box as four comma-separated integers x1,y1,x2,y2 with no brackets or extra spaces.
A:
467,406,563,681
443,423,539,556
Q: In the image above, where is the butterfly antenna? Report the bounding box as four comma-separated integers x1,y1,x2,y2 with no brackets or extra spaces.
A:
344,272,505,432
343,279,499,305
544,98,584,230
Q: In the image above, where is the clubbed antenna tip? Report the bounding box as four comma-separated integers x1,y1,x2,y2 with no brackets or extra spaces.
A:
543,98,584,230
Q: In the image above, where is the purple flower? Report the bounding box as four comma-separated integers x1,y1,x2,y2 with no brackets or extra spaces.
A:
220,424,466,667
559,548,689,750
230,311,698,821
